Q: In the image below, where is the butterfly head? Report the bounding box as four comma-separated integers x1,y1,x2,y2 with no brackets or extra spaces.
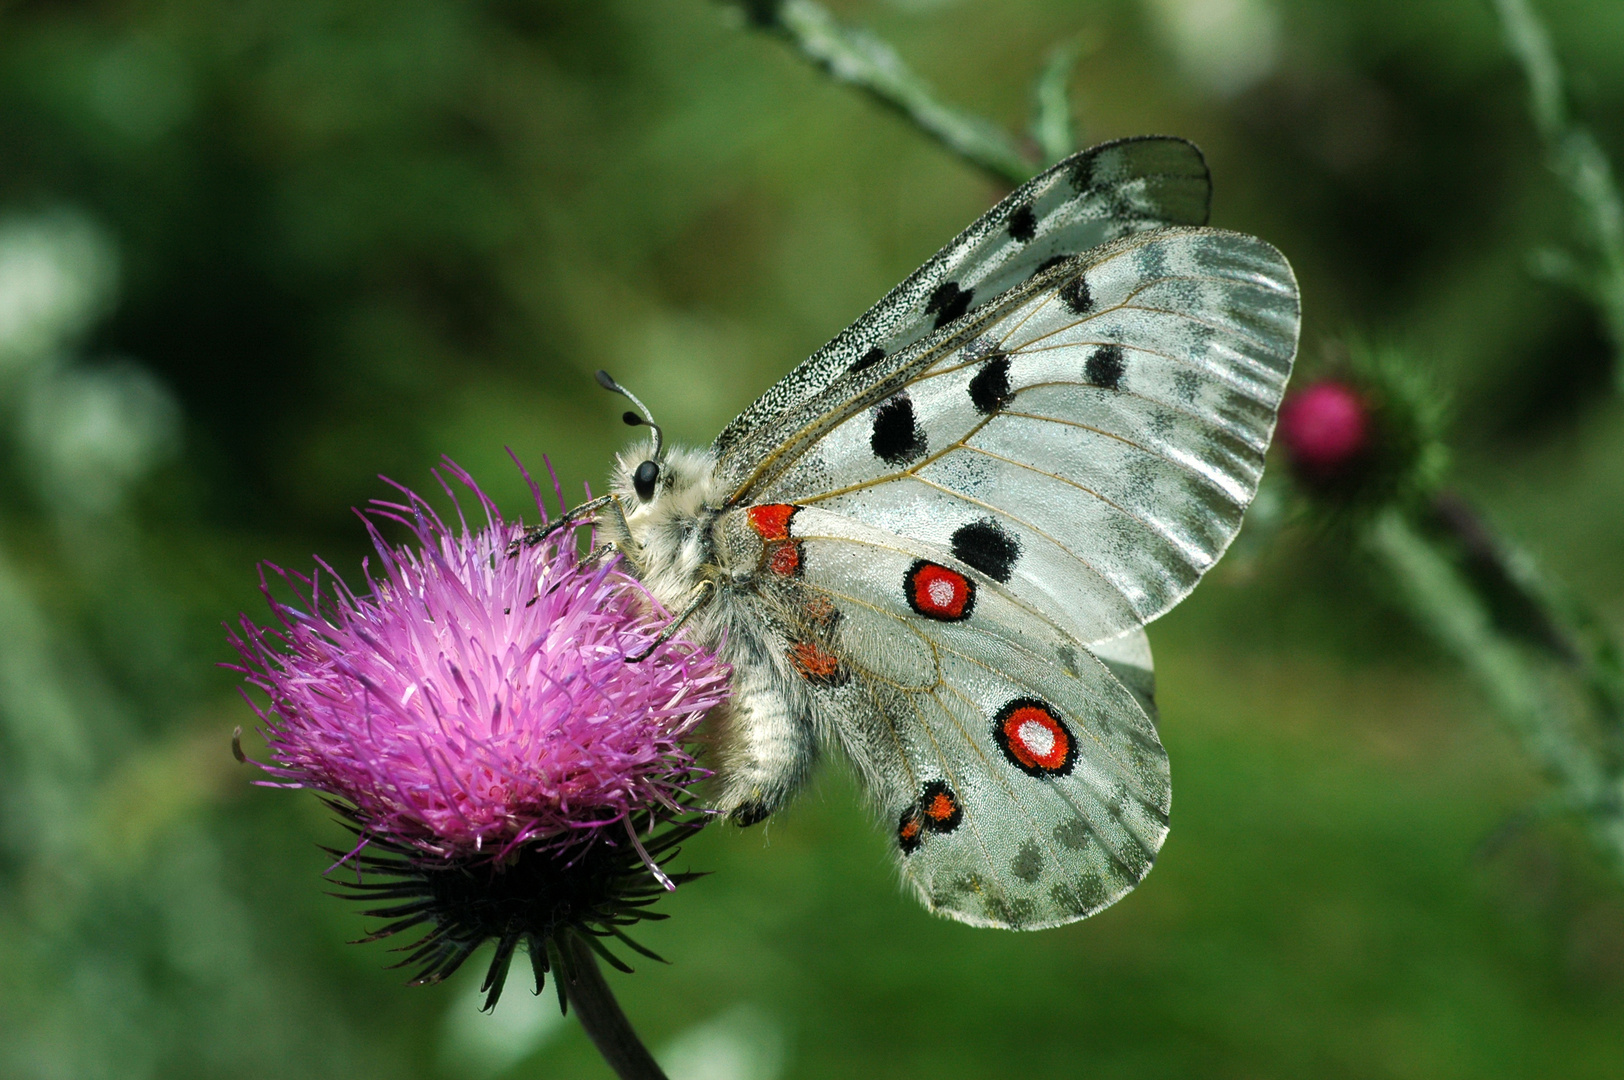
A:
596,370,720,547
610,444,717,520
609,445,720,606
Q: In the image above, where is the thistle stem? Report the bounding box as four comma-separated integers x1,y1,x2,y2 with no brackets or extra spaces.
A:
725,0,1038,185
1491,0,1624,391
561,933,668,1080
1365,510,1624,868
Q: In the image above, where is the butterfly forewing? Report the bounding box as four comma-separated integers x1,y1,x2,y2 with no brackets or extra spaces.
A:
740,228,1297,649
711,136,1212,487
757,506,1170,927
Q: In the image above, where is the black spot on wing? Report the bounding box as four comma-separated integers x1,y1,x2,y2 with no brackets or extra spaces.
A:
870,393,927,465
951,519,1021,583
1086,344,1125,390
1067,150,1100,193
924,281,973,329
1059,274,1091,315
1007,204,1037,243
1053,818,1090,851
850,345,885,373
967,354,1013,415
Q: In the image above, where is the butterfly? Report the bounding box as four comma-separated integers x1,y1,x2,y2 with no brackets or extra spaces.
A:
573,136,1299,929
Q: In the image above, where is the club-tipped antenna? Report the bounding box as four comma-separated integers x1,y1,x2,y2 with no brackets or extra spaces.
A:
595,369,663,458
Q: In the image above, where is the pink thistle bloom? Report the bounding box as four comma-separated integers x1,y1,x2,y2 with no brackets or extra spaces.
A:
226,460,730,1006
229,461,728,857
1278,379,1371,477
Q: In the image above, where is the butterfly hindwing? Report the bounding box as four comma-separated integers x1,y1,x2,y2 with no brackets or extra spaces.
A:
748,505,1169,928
712,136,1212,487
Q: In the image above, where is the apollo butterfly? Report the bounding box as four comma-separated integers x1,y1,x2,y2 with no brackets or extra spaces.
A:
563,137,1298,928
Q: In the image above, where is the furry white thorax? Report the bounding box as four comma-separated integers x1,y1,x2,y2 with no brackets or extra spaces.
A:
604,440,817,822
606,443,723,611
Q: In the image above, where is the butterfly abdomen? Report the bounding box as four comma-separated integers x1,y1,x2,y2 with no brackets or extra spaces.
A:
701,503,841,824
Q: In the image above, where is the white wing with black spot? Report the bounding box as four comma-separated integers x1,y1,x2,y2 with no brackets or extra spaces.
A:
712,137,1211,473
748,227,1298,648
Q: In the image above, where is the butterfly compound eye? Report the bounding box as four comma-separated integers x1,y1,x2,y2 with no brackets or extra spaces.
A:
633,460,660,501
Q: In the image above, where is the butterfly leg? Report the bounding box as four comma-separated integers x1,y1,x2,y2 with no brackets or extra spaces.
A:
707,639,819,827
624,580,716,663
507,494,614,556
590,493,639,561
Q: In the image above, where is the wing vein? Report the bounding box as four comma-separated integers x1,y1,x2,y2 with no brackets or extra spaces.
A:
998,408,1251,506
956,444,1215,569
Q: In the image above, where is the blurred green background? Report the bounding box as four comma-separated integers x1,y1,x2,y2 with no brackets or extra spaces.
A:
3,0,1624,1077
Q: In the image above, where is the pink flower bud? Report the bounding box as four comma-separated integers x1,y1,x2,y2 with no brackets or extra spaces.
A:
1279,380,1370,477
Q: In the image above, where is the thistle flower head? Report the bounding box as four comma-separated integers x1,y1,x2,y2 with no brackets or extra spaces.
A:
227,459,730,1006
1279,343,1448,523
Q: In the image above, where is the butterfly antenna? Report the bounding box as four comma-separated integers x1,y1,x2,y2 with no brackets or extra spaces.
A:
595,370,664,458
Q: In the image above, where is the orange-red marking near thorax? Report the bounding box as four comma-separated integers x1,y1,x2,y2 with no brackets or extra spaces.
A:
789,639,841,683
747,503,796,541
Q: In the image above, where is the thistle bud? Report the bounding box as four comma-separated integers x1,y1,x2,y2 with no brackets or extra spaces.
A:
1277,345,1447,520
1279,380,1371,479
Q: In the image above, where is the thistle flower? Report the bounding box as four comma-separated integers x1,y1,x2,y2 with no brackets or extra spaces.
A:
227,460,730,1013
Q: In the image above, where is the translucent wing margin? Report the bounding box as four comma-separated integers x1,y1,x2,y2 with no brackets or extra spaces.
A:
711,136,1210,479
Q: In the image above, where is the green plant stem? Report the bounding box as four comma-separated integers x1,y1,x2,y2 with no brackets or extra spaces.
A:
1429,492,1624,734
1030,39,1085,165
561,932,668,1080
1366,510,1624,864
1491,0,1624,390
727,0,1037,185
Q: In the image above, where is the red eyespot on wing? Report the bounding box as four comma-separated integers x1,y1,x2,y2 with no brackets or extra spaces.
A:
919,780,962,833
766,541,802,577
898,781,962,853
789,639,845,687
898,809,923,854
993,698,1076,777
747,504,797,541
904,561,975,621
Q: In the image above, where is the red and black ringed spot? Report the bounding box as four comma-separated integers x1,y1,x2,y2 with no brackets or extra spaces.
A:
897,780,963,855
992,698,1076,777
746,503,797,542
897,807,924,854
919,780,963,833
904,560,975,621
